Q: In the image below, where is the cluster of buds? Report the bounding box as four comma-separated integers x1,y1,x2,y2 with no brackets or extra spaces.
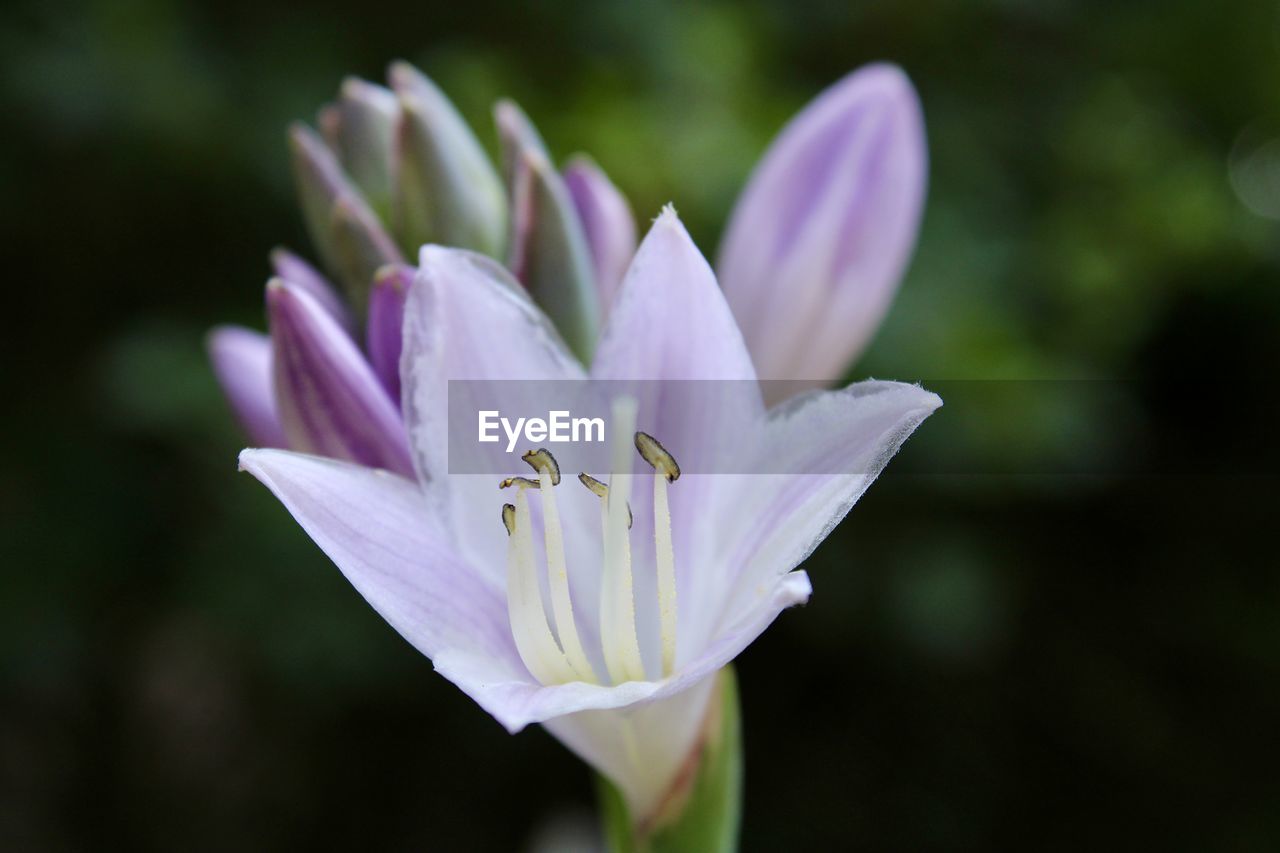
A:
211,60,928,463
209,62,637,471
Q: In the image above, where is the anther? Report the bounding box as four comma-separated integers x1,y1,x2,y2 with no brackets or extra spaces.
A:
522,448,561,485
499,476,540,490
578,472,633,528
635,432,680,482
501,503,517,536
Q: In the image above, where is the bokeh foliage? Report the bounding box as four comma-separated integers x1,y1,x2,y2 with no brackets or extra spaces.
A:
2,0,1279,849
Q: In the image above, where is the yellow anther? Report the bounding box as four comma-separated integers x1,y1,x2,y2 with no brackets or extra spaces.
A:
522,448,561,485
635,432,680,482
501,503,517,536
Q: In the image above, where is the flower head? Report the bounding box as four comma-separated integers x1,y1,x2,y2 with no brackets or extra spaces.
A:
239,209,940,818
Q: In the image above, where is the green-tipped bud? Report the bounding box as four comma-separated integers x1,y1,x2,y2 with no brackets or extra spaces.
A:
389,61,507,258
321,77,399,221
289,122,346,272
495,99,599,363
328,194,404,321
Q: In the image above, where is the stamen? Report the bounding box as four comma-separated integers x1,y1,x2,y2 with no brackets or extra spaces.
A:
504,483,577,684
577,473,633,528
523,448,594,682
636,432,680,675
599,397,646,684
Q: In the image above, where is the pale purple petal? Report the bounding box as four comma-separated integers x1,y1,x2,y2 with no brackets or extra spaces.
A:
268,279,414,477
366,263,413,401
206,325,287,448
592,206,758,385
591,209,764,654
238,449,520,672
432,570,810,733
715,380,940,629
402,246,587,584
718,64,927,388
270,247,353,332
563,155,637,318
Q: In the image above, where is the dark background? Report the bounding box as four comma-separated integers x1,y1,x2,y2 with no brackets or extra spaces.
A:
4,0,1279,849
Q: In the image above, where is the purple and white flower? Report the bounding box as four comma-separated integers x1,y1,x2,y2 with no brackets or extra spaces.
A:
239,209,939,818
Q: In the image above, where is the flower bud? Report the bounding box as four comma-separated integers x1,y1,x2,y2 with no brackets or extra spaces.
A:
366,263,413,401
496,99,599,362
328,193,404,317
290,123,401,309
207,325,288,448
321,77,399,220
270,247,353,332
390,61,507,258
717,64,927,389
563,155,636,318
267,278,414,477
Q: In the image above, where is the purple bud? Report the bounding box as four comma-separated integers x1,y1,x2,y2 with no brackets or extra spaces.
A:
366,263,413,402
206,326,288,448
270,247,353,332
717,64,927,390
563,155,637,318
267,279,414,477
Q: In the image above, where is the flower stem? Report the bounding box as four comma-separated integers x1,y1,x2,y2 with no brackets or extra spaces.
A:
597,667,743,852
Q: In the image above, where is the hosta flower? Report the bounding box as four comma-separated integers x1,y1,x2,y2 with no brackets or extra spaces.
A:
209,63,636,459
238,208,940,822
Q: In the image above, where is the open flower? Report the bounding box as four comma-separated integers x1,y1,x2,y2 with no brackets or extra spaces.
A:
238,208,940,820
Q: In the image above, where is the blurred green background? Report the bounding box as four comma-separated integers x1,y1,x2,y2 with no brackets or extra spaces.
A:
3,0,1279,849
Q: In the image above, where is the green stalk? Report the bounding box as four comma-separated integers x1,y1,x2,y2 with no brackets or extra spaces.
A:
598,667,743,852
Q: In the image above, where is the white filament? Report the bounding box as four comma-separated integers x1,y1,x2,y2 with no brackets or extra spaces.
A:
601,397,646,684
653,472,677,676
506,487,577,684
537,466,595,681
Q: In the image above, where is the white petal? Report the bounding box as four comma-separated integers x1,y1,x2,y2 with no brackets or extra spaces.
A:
238,449,522,675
